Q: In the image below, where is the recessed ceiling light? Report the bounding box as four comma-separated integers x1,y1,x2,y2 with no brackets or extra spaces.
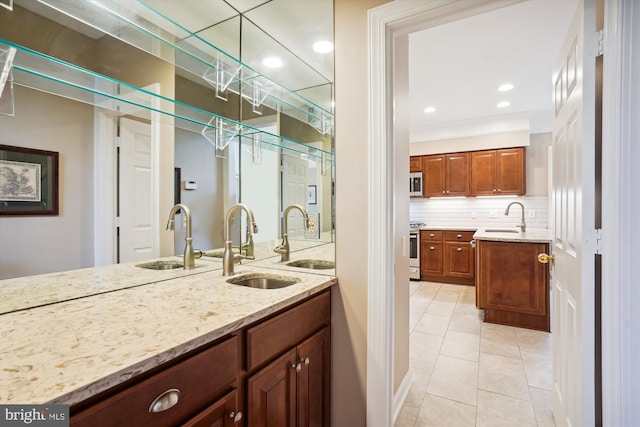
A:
497,101,511,108
262,57,283,68
313,40,334,53
423,106,436,113
498,83,514,92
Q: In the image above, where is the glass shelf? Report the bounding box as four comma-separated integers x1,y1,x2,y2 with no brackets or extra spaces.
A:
0,39,333,161
35,0,334,136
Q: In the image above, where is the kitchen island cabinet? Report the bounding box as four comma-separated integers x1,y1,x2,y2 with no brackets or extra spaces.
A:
474,228,552,331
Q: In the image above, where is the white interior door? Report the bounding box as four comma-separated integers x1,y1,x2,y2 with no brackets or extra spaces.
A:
551,1,596,426
281,152,308,239
119,116,157,262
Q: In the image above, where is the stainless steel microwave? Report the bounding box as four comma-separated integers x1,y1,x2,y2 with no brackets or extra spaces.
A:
409,172,423,197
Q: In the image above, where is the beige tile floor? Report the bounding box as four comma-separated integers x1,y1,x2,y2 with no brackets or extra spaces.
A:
395,281,555,427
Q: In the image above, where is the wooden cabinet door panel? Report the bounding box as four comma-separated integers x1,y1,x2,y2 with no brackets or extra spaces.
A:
183,389,240,427
496,148,525,195
444,242,474,279
421,241,443,276
247,349,297,427
410,156,422,172
478,241,547,315
471,151,497,195
445,153,470,196
296,329,329,427
422,155,445,197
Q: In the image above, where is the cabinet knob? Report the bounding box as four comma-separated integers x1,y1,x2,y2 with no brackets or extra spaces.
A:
456,234,462,238
456,248,463,252
497,189,502,192
301,357,310,366
429,246,436,250
429,233,435,237
292,363,302,373
229,411,243,423
148,389,180,413
446,190,450,194
442,191,446,194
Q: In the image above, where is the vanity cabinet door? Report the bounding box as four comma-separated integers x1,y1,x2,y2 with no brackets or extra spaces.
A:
296,328,330,427
182,389,242,427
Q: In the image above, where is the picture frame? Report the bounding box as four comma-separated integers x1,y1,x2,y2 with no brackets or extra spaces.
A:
307,185,317,205
0,144,59,215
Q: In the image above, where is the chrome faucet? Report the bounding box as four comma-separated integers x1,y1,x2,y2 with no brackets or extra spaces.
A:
166,203,201,270
274,204,315,262
223,204,258,276
240,216,255,258
504,201,526,232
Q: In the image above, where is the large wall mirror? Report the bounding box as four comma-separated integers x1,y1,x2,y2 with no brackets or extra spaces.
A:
0,0,334,286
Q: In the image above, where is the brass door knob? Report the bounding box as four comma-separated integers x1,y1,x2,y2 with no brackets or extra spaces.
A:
537,253,555,265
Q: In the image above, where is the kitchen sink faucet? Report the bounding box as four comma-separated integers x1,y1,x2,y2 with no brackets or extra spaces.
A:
274,204,316,262
504,201,526,232
223,204,258,276
166,203,202,269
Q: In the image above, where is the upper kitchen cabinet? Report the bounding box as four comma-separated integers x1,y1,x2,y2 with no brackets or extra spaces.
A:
470,147,526,196
410,156,422,172
422,152,470,197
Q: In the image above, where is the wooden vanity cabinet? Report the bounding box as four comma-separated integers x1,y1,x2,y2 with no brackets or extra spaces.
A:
70,289,332,427
476,240,549,331
245,291,331,427
421,230,475,285
471,148,526,196
422,153,470,197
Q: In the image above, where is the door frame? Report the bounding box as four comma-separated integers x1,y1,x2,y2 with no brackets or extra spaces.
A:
94,83,161,265
367,0,638,423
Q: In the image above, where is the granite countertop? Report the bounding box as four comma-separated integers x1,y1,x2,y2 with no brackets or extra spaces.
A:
473,227,553,243
0,261,336,406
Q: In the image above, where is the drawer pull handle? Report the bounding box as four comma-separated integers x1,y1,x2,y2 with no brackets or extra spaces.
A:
149,389,180,413
456,248,463,252
292,363,302,373
457,234,462,238
429,246,436,250
230,411,243,423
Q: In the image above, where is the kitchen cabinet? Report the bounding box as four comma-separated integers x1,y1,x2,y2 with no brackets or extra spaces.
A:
422,153,470,197
70,290,331,427
421,230,475,285
476,240,549,331
471,148,526,196
410,156,423,172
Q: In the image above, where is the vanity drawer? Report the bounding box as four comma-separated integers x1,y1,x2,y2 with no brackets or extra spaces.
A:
421,230,443,241
72,335,238,427
245,290,330,371
444,231,475,242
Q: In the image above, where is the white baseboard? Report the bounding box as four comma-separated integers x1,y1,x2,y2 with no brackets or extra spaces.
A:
393,369,413,423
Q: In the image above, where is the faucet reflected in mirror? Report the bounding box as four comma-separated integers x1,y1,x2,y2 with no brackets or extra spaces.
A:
505,201,527,232
274,204,316,262
223,204,259,276
166,204,202,270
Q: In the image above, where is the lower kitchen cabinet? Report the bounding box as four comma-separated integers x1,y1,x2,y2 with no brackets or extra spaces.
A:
476,240,550,331
421,230,475,285
70,289,331,427
247,328,329,427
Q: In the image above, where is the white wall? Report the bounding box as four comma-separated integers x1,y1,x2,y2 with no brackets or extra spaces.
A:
0,86,95,279
173,128,225,252
410,130,530,155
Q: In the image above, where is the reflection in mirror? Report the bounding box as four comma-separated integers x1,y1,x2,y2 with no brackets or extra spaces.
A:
0,1,334,308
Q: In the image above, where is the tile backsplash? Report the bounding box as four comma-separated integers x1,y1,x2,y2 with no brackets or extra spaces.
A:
410,196,549,229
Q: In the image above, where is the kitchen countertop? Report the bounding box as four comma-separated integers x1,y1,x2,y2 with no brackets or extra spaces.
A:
473,227,553,243
0,256,336,406
418,226,478,231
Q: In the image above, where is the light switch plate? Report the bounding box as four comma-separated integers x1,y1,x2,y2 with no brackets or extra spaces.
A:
528,209,536,218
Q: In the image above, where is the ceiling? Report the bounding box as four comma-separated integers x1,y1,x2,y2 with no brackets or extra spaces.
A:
408,0,579,142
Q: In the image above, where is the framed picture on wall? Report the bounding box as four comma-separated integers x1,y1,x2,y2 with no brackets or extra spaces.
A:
0,144,59,215
307,185,317,205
